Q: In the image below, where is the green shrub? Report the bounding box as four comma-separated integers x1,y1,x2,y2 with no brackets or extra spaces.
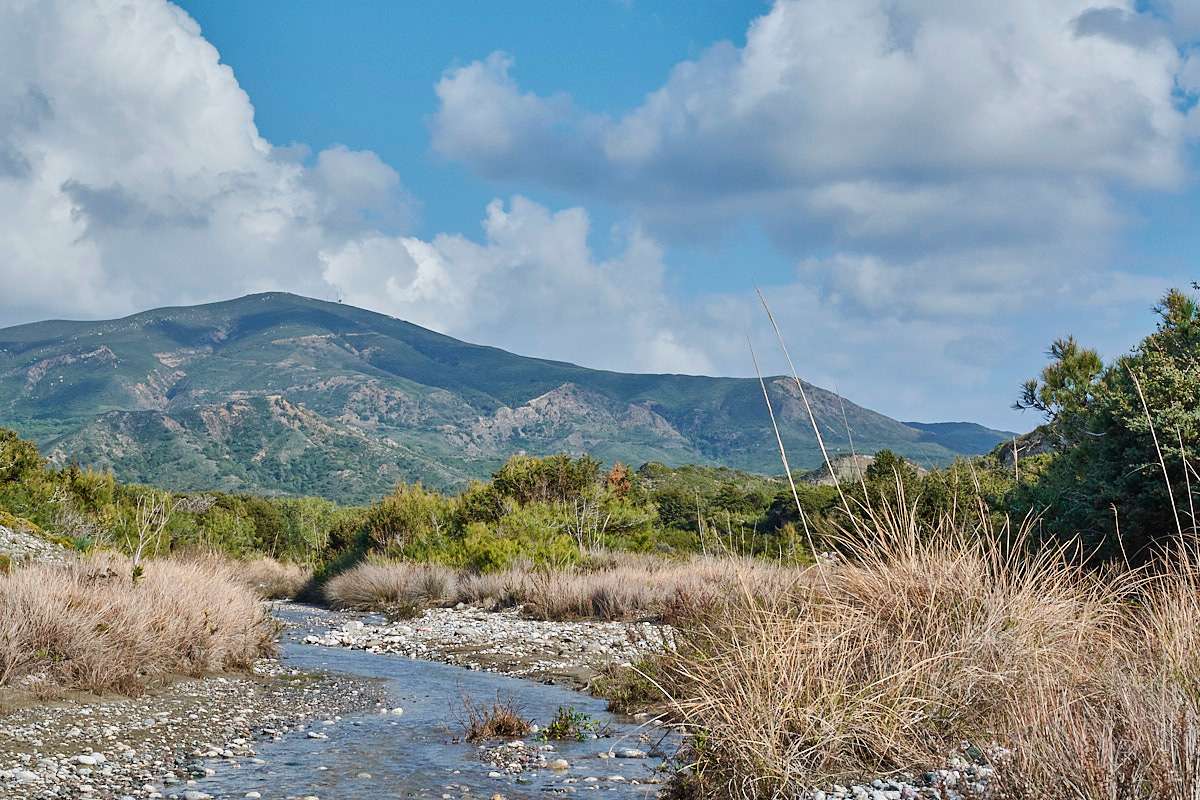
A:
1013,287,1200,558
541,706,606,741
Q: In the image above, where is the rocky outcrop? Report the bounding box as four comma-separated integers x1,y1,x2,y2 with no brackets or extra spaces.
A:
0,523,70,566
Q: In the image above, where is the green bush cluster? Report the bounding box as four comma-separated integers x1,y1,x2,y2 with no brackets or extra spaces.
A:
1005,287,1200,559
0,430,359,563
346,456,649,572
334,454,854,573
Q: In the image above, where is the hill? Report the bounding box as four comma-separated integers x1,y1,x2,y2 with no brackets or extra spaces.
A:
0,293,1012,502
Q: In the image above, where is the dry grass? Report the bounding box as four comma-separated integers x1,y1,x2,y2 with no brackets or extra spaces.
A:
459,693,533,742
647,503,1200,799
988,555,1200,800
237,557,312,600
0,553,276,697
521,554,798,622
324,560,459,617
325,552,800,622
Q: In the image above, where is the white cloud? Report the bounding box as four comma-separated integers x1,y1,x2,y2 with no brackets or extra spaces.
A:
0,0,409,324
431,0,1197,325
320,196,714,375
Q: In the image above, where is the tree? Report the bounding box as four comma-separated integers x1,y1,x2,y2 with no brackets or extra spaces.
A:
1013,336,1104,444
0,428,42,484
1013,288,1200,558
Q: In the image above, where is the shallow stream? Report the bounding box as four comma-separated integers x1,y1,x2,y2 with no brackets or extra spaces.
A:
194,606,672,799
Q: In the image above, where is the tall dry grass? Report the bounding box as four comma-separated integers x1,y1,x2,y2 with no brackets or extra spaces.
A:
0,554,276,697
647,504,1200,799
987,553,1200,800
324,560,459,616
645,291,1200,797
323,552,800,623
237,557,312,600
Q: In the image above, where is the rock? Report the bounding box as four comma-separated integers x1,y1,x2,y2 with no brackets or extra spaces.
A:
549,758,570,770
616,748,646,759
13,769,40,783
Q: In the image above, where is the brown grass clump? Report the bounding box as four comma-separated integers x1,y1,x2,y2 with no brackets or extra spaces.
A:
237,557,312,600
646,505,1200,800
324,560,458,617
326,552,800,622
989,555,1200,800
459,693,533,742
520,554,796,622
654,506,1124,798
0,554,276,697
456,566,531,609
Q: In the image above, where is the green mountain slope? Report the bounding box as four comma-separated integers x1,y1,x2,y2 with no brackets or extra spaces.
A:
0,293,1012,502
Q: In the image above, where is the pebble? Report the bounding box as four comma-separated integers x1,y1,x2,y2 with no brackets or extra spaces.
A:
0,656,384,800
304,606,671,684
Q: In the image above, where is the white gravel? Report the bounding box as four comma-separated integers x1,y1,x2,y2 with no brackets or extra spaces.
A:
303,606,671,684
0,659,384,800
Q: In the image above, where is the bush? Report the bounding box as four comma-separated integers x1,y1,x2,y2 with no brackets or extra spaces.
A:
237,557,312,599
541,706,606,741
491,454,600,506
1013,287,1200,558
0,554,276,696
363,483,457,556
323,560,458,616
459,693,533,742
654,518,1116,794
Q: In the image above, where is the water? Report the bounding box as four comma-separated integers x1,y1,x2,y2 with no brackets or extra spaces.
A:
194,606,673,799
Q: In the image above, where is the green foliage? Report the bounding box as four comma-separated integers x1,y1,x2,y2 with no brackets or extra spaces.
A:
540,706,606,742
0,426,359,565
333,454,826,575
491,454,601,505
363,483,457,556
1014,336,1105,441
592,657,667,715
0,429,44,484
1012,287,1200,558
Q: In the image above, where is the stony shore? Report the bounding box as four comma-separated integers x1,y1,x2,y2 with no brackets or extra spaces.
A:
0,659,386,800
302,605,672,687
0,598,997,800
301,606,998,799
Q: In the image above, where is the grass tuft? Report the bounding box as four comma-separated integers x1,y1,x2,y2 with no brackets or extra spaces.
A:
459,693,533,742
0,553,276,697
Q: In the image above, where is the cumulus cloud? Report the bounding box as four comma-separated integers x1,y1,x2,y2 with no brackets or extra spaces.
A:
431,0,1197,326
0,0,704,376
0,0,410,324
320,196,714,374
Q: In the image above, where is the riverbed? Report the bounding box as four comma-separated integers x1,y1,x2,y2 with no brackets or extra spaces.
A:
190,605,674,799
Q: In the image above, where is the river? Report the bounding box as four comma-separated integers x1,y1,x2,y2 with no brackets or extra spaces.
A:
192,605,673,799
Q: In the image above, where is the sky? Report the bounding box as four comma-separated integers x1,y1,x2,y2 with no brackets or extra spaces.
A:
1,1,1198,431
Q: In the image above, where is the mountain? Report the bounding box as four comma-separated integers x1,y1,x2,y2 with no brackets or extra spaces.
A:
903,421,1018,455
0,293,1013,503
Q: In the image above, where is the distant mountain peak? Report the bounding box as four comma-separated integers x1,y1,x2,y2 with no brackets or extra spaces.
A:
0,295,1011,502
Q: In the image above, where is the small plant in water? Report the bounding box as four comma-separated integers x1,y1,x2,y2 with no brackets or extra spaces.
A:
459,692,533,742
539,706,607,741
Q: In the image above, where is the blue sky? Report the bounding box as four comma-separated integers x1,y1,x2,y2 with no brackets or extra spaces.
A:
1,0,1198,431
177,0,793,291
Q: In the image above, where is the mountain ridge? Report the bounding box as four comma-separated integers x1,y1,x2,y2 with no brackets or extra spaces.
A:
0,292,1014,502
